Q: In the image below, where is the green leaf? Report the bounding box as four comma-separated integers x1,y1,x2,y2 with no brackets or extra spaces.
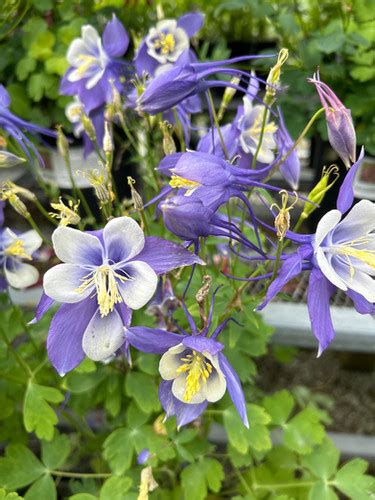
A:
25,474,56,500
100,476,132,500
334,458,375,499
69,495,97,500
223,406,251,454
262,390,294,426
15,58,37,82
0,488,23,499
125,372,160,414
26,74,46,102
302,438,339,480
45,56,69,76
42,433,71,470
0,444,44,490
102,428,134,475
308,481,338,500
350,66,375,82
29,31,55,61
181,458,224,500
23,383,64,441
283,406,325,455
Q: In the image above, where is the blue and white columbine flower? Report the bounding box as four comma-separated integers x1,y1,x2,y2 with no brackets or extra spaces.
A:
125,291,248,428
38,217,202,375
0,228,42,289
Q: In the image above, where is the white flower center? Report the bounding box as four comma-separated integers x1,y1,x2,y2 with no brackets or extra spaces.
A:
153,32,176,56
176,350,213,402
4,239,31,260
330,236,375,278
75,265,130,317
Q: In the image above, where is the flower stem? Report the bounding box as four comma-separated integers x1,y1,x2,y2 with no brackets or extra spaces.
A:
33,198,58,226
0,326,33,378
207,89,230,161
251,106,269,169
26,213,51,246
51,470,111,479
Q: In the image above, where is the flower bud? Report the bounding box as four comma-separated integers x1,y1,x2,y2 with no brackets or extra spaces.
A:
265,48,288,104
103,121,113,154
308,72,356,168
57,125,70,161
159,121,176,155
0,181,35,201
218,76,241,121
301,165,339,219
0,150,26,168
127,176,143,211
81,114,97,142
6,193,30,218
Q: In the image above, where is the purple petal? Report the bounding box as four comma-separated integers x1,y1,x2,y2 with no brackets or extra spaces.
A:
177,12,204,37
159,380,207,428
346,288,375,315
182,335,224,356
137,237,204,274
124,326,182,354
47,298,98,376
134,40,159,78
307,268,336,356
103,14,129,57
116,302,132,327
0,85,11,108
219,353,248,427
30,292,55,324
157,153,183,176
337,146,365,214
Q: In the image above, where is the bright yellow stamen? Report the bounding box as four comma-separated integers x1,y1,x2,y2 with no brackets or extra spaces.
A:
76,54,99,76
75,265,129,317
334,238,375,278
176,350,213,402
4,239,31,260
249,114,277,136
169,175,201,196
154,33,175,55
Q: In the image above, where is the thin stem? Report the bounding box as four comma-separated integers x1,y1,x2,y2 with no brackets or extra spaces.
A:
63,155,95,223
0,326,33,378
172,108,186,152
25,214,50,246
207,89,230,160
51,470,111,479
33,198,59,226
251,106,268,169
271,239,283,281
119,116,141,153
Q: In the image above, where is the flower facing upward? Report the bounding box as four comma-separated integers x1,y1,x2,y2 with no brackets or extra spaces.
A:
39,216,202,375
0,228,42,289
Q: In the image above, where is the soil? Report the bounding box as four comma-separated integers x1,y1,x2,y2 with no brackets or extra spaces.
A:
257,349,375,435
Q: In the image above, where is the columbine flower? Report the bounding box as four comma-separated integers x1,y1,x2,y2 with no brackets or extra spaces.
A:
61,15,130,113
125,291,248,428
134,13,204,77
38,217,202,376
0,85,56,165
0,228,42,290
308,71,356,169
257,149,374,355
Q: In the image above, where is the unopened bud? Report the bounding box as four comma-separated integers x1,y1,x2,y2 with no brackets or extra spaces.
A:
159,121,176,155
79,168,110,203
0,151,26,168
271,190,298,240
265,48,288,104
81,114,97,142
301,165,339,219
127,176,143,211
218,76,241,121
153,414,167,436
7,193,30,218
50,197,81,226
103,121,113,154
0,181,35,201
57,125,70,161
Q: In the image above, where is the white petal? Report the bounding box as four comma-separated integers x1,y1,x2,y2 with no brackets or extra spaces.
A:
67,68,85,83
43,263,92,303
314,210,342,249
82,308,125,361
155,19,178,32
118,261,158,310
85,68,105,90
104,217,145,263
52,226,103,265
159,343,185,380
315,248,347,290
256,146,275,164
332,258,375,303
81,25,101,51
167,27,189,62
20,230,42,255
67,39,87,66
204,353,227,403
4,260,39,289
333,199,375,244
172,373,206,404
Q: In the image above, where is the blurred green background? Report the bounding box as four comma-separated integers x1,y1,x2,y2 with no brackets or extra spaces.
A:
1,0,374,152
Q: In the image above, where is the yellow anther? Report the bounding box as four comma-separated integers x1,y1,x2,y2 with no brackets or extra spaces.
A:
176,350,213,402
50,197,80,227
4,239,31,260
76,54,99,76
271,190,299,240
332,236,375,279
169,175,201,195
154,33,175,55
75,265,130,317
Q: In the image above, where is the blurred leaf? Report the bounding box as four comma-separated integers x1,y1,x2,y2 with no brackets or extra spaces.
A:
100,476,132,500
283,406,325,455
308,481,338,500
15,57,36,81
23,382,64,441
0,444,44,490
333,458,375,499
103,428,134,474
0,488,23,499
29,31,55,60
125,372,160,414
302,438,339,480
181,458,224,500
24,474,56,500
262,390,295,426
41,433,71,470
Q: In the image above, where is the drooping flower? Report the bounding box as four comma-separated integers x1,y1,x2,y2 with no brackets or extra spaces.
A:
308,71,356,169
125,291,248,428
134,13,204,77
257,149,374,354
0,227,42,290
61,15,131,113
38,217,202,376
0,85,56,165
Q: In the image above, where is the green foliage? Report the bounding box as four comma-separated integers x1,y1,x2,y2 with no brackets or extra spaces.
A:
181,458,224,500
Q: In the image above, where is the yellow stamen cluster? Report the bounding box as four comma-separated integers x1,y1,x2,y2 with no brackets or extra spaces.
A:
4,239,31,260
154,33,175,55
249,114,277,137
50,197,81,227
176,350,213,402
333,237,375,279
271,190,298,240
75,265,129,317
169,175,201,196
76,54,99,76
